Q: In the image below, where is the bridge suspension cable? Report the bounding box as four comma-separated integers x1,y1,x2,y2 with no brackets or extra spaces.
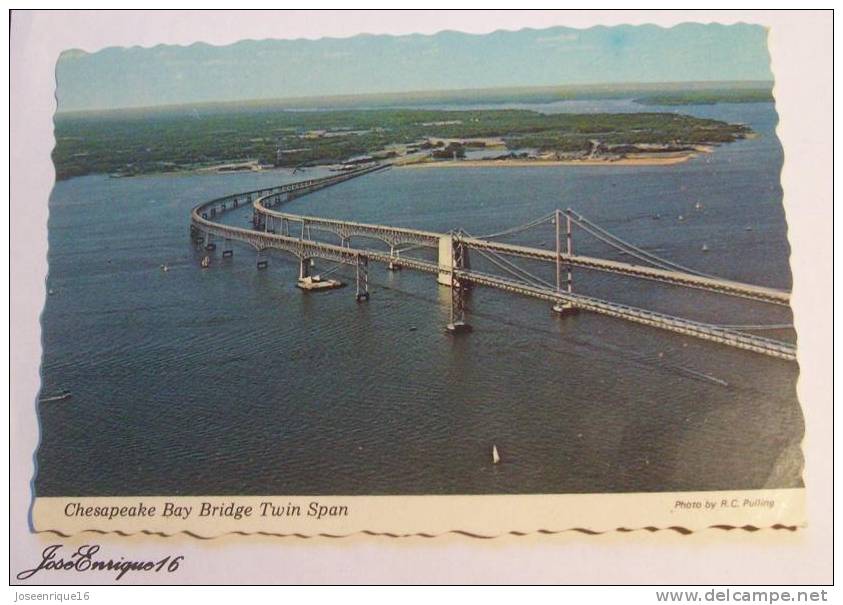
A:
565,210,718,278
475,212,556,240
471,246,553,290
315,261,344,278
462,229,556,290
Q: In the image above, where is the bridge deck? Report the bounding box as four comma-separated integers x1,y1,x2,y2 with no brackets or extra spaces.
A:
191,202,796,361
251,195,790,306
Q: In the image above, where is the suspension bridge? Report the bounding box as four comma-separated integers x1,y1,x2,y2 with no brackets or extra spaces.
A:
189,165,796,362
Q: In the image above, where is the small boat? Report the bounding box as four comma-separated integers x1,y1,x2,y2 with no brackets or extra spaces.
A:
492,445,501,465
745,226,754,232
201,256,210,268
160,264,169,272
702,244,709,252
694,202,703,210
678,215,685,221
40,390,71,403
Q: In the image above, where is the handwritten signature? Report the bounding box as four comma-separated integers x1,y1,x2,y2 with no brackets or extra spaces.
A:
17,545,184,581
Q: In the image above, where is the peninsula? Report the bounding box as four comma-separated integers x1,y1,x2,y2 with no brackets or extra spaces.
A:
53,106,752,180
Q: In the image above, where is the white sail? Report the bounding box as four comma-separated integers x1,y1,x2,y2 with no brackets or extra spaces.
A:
492,445,501,464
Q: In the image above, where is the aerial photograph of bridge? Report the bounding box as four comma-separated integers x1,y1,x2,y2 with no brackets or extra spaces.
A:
36,22,802,498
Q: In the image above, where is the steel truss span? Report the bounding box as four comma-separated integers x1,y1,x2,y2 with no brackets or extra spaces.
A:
189,167,796,362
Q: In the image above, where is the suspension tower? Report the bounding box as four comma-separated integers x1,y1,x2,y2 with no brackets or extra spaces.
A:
552,208,578,317
355,255,370,302
446,234,472,333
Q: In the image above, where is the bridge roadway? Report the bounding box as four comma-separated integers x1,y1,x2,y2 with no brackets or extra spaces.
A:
191,196,796,362
194,163,389,222
251,193,790,306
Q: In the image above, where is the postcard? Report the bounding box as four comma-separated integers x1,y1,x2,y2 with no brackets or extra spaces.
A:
9,9,833,585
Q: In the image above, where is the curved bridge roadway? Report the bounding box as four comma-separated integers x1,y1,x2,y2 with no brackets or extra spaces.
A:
189,166,796,362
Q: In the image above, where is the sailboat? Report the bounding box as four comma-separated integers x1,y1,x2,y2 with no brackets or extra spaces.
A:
492,445,501,465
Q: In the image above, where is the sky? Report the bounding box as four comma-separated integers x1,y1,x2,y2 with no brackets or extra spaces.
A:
55,23,773,112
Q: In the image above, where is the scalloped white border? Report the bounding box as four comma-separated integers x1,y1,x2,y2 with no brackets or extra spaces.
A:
9,10,833,584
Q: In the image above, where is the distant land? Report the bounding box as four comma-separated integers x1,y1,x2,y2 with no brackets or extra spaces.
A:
52,82,763,180
55,23,772,112
56,80,774,117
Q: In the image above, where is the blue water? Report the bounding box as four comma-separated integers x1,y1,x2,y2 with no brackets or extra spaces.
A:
36,102,803,496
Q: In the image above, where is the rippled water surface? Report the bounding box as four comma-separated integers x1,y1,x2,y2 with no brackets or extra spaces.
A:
37,102,803,495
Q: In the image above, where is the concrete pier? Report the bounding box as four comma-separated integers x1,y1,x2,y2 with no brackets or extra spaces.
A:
387,246,402,271
552,301,578,317
438,236,454,286
437,235,470,286
297,276,344,291
446,321,472,334
299,257,312,279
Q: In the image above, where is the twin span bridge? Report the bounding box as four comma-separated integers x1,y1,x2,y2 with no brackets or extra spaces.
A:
188,165,796,362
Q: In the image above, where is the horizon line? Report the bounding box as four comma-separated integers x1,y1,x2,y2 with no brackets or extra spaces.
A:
55,79,775,117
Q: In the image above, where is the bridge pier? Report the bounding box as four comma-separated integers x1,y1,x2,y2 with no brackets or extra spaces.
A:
387,245,402,271
189,225,205,245
299,256,312,279
355,256,370,302
204,233,216,252
552,301,578,317
256,249,268,270
222,239,234,258
437,235,470,286
445,237,471,333
551,209,577,317
446,275,471,334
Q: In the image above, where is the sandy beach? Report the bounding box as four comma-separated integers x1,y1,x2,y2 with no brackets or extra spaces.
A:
398,152,705,170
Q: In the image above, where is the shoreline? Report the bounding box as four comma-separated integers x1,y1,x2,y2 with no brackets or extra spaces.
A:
75,147,716,181
397,152,706,170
